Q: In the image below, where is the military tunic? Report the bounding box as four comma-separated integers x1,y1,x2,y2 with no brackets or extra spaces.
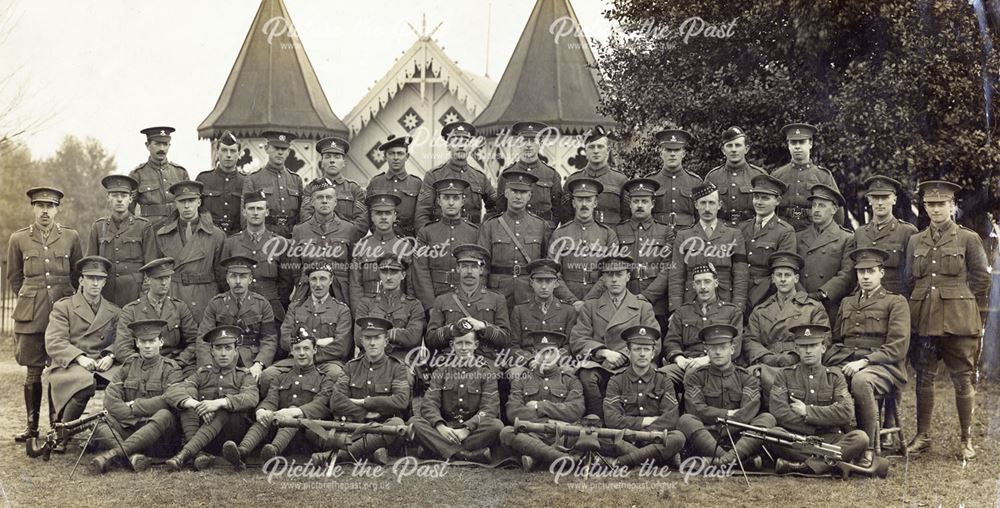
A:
743,291,829,366
412,217,480,308
115,293,199,368
104,355,184,429
415,160,497,231
704,161,767,227
155,213,224,322
797,220,854,322
88,214,157,307
165,363,259,413
196,165,245,235
349,230,415,310
509,298,577,368
7,223,83,366
259,363,334,412
44,293,120,416
828,287,910,385
738,215,796,308
770,363,855,435
366,169,422,237
771,161,842,231
495,159,565,226
277,295,353,368
305,355,410,422
669,222,749,313
301,175,369,233
289,214,364,304
570,291,660,364
615,216,673,315
478,209,550,308
411,360,503,458
850,217,917,295
353,291,425,364
198,291,278,369
425,287,511,361
565,165,629,225
128,159,190,226
604,367,679,431
221,228,294,321
551,219,619,302
682,363,762,424
242,163,304,238
662,299,743,363
648,166,702,229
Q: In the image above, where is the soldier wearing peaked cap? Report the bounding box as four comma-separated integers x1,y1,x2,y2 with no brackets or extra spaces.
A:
425,244,511,363
904,180,990,461
769,323,870,473
564,125,629,225
772,123,844,231
414,121,498,231
301,136,369,232
677,323,776,466
601,324,687,466
479,169,551,310
350,192,416,311
508,259,578,378
670,181,750,314
221,189,294,322
8,186,83,442
797,183,854,327
500,330,585,471
650,129,703,230
494,121,566,229
89,318,185,474
616,178,674,323
368,134,422,237
551,178,620,305
89,174,158,307
129,127,189,228
44,256,121,427
197,255,278,386
738,174,797,311
352,253,425,371
705,126,767,228
412,177,481,308
196,130,245,235
155,180,225,323
569,255,659,422
242,130,304,238
847,175,917,295
827,248,910,465
163,324,259,471
114,257,200,376
744,251,829,402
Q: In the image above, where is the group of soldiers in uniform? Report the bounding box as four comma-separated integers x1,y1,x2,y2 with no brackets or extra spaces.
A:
6,119,989,476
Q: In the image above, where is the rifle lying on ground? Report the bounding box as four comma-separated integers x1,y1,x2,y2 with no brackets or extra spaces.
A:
513,416,672,452
716,418,889,478
272,416,414,440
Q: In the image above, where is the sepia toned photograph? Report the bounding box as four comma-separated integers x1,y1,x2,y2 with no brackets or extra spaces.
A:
0,0,998,506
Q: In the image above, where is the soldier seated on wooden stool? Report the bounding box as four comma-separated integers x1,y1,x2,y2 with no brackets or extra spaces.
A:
603,326,686,466
164,325,259,471
308,317,411,467
769,324,869,473
500,331,585,471
90,319,185,474
222,330,335,470
677,324,775,466
826,248,909,467
409,331,503,463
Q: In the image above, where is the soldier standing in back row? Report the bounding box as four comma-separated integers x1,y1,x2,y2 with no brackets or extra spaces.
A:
904,180,990,461
129,126,190,228
738,175,796,311
415,122,497,230
412,179,480,308
771,124,843,231
196,131,245,235
88,175,157,307
847,176,917,295
705,127,767,228
300,136,368,232
551,178,620,307
242,131,304,238
796,184,854,329
495,121,565,229
564,125,628,225
7,187,83,442
368,134,422,237
648,129,702,233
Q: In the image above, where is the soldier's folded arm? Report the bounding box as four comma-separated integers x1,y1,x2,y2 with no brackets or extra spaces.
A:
392,300,426,350
568,304,603,358
803,373,854,428
505,376,536,421
538,377,585,423
463,378,499,432
329,374,367,421
769,373,813,435
252,308,278,367
683,369,727,424
603,376,644,430
420,372,447,428
730,374,763,424
224,371,260,412
361,366,410,415
103,373,132,420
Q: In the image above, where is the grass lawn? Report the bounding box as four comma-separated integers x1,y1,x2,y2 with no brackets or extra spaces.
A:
0,336,997,507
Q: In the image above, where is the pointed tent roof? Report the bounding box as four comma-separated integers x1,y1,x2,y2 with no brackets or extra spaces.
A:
344,36,496,136
474,0,615,137
198,0,347,140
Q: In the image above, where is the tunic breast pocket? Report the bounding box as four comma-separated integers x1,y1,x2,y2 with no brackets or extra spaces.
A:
911,247,930,276
473,302,496,323
939,248,965,275
862,310,887,335
533,180,554,207
22,249,44,276
119,235,143,260
51,249,71,274
883,242,904,268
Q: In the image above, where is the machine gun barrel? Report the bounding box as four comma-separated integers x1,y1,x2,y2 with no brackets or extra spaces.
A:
273,416,413,438
513,417,670,445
